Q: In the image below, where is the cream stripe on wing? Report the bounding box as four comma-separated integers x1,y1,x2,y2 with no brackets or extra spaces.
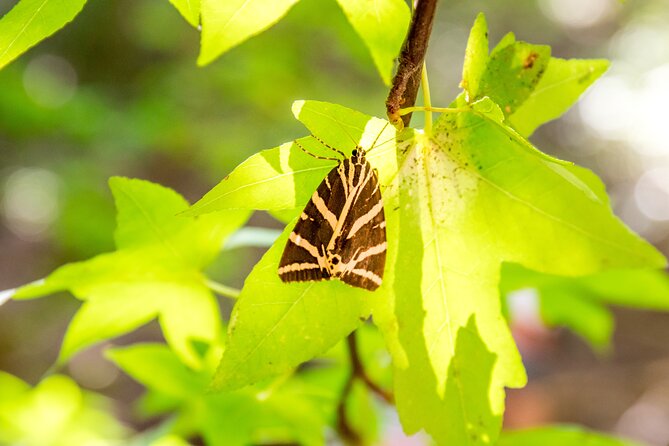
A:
346,200,385,239
288,231,321,259
352,242,387,262
278,263,320,274
338,164,349,197
350,268,383,286
311,191,338,229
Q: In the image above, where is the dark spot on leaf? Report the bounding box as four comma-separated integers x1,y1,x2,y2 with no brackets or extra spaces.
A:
523,51,539,69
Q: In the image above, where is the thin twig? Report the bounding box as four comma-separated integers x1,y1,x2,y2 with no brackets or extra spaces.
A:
386,0,438,128
336,331,395,444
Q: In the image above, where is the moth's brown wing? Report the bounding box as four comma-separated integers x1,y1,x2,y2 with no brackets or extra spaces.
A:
337,160,386,291
278,164,345,282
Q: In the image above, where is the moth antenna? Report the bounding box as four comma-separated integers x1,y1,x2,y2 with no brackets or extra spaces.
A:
295,139,341,161
366,121,392,154
309,134,346,158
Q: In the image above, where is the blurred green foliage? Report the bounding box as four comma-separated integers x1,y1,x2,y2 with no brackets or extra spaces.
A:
2,0,669,445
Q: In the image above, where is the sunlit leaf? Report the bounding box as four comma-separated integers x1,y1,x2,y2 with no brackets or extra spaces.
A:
210,227,373,391
168,0,201,27
509,58,609,136
375,101,663,444
109,343,334,446
0,0,88,70
190,97,663,444
14,178,249,367
335,0,410,85
502,264,669,349
198,0,299,66
461,13,488,100
0,373,129,445
106,344,208,398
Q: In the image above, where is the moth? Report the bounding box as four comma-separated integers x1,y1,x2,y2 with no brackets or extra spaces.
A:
278,126,390,291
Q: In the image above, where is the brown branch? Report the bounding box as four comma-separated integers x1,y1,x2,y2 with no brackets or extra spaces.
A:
335,331,395,445
385,0,438,128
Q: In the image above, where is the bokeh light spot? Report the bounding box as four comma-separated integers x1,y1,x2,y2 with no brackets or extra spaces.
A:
23,54,78,108
2,167,61,241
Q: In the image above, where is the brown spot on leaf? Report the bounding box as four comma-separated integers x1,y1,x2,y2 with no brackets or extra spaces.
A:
523,51,539,69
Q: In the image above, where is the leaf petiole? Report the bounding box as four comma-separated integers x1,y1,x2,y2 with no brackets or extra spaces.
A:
421,61,433,134
399,105,468,115
204,279,240,299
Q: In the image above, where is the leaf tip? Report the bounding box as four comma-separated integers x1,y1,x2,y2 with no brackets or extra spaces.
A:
291,100,306,119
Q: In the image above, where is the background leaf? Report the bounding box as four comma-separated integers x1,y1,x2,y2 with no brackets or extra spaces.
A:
198,0,300,66
499,425,645,446
502,264,669,349
461,13,489,100
0,373,129,445
335,0,410,85
509,58,609,136
108,343,338,446
0,0,87,70
14,178,249,367
477,40,551,115
168,0,201,27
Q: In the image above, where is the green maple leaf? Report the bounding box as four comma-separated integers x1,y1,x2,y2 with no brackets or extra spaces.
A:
14,177,249,368
499,425,644,446
502,264,669,350
0,372,129,444
107,342,337,446
185,14,664,445
0,0,88,70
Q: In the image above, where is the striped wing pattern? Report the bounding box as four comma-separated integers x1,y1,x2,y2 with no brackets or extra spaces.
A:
278,152,387,291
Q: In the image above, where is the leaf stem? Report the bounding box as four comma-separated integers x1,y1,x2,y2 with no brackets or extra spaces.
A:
399,105,468,115
204,279,240,299
421,61,433,134
386,0,438,128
